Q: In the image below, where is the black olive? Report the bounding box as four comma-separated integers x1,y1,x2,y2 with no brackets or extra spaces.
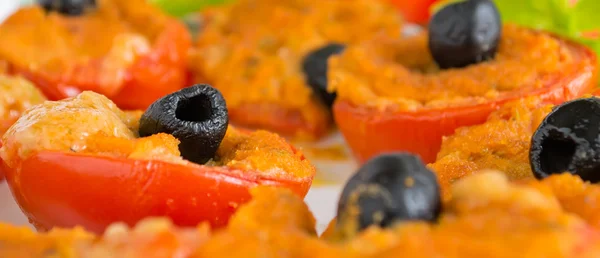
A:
530,97,600,183
336,153,441,235
38,0,96,16
302,43,346,108
428,0,501,69
139,84,229,164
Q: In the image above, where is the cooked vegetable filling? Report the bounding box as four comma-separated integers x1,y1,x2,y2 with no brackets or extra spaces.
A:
0,90,313,177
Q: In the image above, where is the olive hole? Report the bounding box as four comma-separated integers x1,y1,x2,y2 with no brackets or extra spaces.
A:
539,134,577,174
175,94,213,123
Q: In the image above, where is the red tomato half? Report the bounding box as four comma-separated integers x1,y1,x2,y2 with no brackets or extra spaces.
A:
2,150,313,234
386,0,438,24
9,21,191,110
334,37,598,164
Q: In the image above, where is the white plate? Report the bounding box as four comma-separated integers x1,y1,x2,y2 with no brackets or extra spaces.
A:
0,0,18,24
0,183,30,227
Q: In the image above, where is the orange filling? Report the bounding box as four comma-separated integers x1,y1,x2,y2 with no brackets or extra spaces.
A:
0,75,46,135
428,93,599,200
0,91,313,178
428,97,553,197
191,0,403,131
330,24,582,111
0,0,172,96
2,172,600,257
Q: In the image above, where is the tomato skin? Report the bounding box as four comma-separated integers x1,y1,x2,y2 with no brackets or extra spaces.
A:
111,22,191,110
228,103,331,140
193,71,331,140
3,151,312,234
386,0,438,24
8,21,191,110
334,39,598,164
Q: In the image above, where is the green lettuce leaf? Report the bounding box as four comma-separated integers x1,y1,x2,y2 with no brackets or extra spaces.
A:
149,0,233,17
496,0,600,83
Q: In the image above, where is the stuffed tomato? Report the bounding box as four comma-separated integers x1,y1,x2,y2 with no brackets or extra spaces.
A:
190,0,403,139
330,0,597,163
0,75,47,181
0,84,315,234
0,0,191,110
3,162,600,257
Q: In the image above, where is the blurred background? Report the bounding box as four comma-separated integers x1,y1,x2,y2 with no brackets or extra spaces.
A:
0,0,598,234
